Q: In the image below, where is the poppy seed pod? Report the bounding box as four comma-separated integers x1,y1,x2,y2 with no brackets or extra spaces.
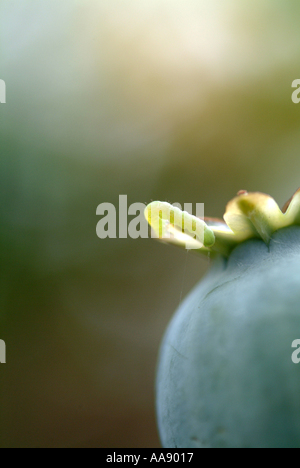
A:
145,189,300,448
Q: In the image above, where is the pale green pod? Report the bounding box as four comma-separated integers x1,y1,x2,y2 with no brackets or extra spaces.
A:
147,190,300,448
156,227,300,448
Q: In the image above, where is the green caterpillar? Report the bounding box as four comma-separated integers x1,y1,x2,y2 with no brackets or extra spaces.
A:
144,201,215,250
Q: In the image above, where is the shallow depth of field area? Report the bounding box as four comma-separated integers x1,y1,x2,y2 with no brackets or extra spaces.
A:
1,0,300,447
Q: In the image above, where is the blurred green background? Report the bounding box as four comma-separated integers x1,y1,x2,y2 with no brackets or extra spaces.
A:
1,0,300,448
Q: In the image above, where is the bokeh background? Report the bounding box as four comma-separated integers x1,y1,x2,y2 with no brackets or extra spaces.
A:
1,0,300,448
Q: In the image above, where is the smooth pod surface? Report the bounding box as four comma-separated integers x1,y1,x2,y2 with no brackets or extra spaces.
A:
157,226,300,448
